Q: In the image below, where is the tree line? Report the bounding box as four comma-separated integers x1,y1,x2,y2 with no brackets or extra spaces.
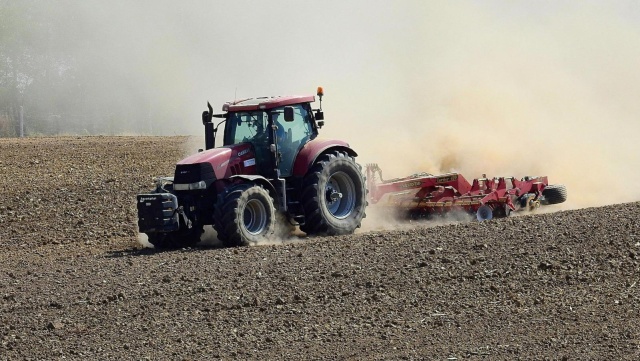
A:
0,1,175,137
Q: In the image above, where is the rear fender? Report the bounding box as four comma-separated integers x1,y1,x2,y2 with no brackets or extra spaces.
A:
292,139,358,177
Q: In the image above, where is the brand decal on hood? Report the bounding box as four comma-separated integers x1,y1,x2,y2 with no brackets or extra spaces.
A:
218,160,229,169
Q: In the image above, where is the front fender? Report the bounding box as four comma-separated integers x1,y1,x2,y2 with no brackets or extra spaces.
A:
228,175,278,200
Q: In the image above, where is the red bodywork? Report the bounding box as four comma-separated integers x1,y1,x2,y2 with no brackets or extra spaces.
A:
366,164,548,215
178,138,354,180
177,143,258,179
292,138,356,177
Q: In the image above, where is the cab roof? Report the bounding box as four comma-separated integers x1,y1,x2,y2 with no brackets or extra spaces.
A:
223,95,315,112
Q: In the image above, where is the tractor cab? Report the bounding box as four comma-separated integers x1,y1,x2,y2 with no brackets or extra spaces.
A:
209,93,323,178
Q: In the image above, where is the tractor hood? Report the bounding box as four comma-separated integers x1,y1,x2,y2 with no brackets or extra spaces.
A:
174,143,256,184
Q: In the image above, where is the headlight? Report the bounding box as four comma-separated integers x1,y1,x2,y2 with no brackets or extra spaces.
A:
173,181,207,191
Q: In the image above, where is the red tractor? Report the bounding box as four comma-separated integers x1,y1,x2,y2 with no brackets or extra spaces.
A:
137,88,367,248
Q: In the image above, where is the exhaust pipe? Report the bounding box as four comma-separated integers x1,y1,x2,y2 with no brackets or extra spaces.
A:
202,102,214,150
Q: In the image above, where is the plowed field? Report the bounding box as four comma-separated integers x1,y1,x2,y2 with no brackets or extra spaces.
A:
1,137,638,360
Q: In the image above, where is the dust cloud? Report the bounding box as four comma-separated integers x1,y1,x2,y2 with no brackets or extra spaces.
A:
362,206,475,233
12,1,640,211
318,1,640,210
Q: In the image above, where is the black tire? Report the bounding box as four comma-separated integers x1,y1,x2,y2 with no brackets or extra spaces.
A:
214,183,276,247
492,203,512,218
541,184,567,205
146,225,203,250
299,151,367,235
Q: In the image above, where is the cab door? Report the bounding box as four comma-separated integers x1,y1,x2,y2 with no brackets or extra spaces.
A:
272,104,315,177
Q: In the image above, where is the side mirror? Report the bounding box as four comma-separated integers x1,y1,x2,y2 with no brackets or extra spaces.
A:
315,110,324,121
284,106,294,122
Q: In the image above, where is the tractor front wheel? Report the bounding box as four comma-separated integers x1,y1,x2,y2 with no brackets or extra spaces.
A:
214,184,276,247
300,151,367,235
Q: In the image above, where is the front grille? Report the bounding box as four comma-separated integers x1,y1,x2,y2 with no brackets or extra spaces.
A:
174,163,215,184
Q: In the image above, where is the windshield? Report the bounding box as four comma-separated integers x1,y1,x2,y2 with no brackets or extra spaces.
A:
224,111,269,146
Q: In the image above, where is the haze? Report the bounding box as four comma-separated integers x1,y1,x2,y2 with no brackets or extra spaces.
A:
2,0,640,208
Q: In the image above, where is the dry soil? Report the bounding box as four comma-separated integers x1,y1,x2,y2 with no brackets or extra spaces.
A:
0,136,638,360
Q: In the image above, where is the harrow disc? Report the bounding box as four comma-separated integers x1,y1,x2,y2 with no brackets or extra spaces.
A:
476,205,493,222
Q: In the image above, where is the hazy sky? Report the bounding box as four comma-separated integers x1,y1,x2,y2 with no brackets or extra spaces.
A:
22,0,640,207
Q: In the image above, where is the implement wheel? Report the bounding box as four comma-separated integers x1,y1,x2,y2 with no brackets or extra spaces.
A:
300,151,367,235
214,183,276,247
541,184,568,205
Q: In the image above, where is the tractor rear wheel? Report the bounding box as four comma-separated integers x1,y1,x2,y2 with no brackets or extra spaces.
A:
146,225,203,250
300,151,367,235
214,183,276,247
541,184,567,205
